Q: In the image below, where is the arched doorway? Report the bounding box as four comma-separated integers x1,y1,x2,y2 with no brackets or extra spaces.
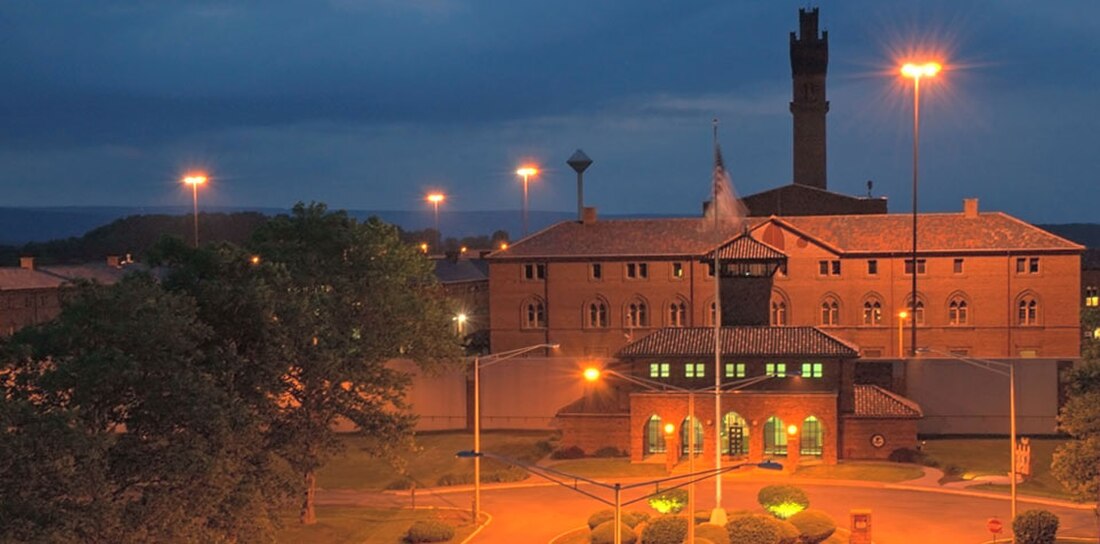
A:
764,416,788,456
800,416,824,456
721,412,749,456
644,415,666,455
680,417,703,455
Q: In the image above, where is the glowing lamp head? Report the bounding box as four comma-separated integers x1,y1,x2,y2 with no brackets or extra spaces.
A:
460,246,468,253
426,193,445,204
249,255,261,265
499,242,508,250
182,174,207,186
787,424,798,436
898,311,908,319
583,368,601,382
455,313,467,324
419,242,429,253
663,423,675,435
901,62,942,80
516,166,539,177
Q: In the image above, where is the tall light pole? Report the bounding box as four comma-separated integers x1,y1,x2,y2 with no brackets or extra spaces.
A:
897,311,908,358
900,61,941,357
182,174,207,248
584,367,792,544
917,348,1017,523
515,166,539,236
426,192,445,235
472,343,558,523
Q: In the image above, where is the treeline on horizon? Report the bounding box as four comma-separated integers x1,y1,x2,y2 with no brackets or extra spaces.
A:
0,210,511,266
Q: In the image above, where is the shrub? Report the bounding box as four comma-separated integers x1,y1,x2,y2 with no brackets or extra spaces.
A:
756,485,810,519
405,520,455,543
887,448,924,464
648,488,689,514
385,476,416,490
640,516,688,544
551,445,587,459
1013,510,1059,544
726,514,782,544
594,446,626,458
588,510,649,530
435,468,527,487
775,520,800,544
696,523,730,544
788,509,836,544
591,520,637,544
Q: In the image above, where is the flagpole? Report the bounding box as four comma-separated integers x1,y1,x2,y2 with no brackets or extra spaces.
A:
711,118,725,524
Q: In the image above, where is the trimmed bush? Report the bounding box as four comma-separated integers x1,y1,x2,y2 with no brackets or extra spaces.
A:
788,509,836,544
435,468,527,486
551,445,587,459
640,515,688,544
726,514,800,544
696,523,730,544
648,488,689,514
756,485,810,519
385,476,416,490
405,520,455,543
588,510,649,530
594,446,626,458
591,520,637,544
1013,510,1059,544
775,520,800,544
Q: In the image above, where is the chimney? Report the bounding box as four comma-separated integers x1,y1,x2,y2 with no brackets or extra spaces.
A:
106,255,121,268
963,198,979,218
567,149,593,221
582,206,598,224
19,256,34,270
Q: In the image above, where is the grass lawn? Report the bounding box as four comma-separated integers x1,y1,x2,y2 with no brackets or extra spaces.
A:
794,461,925,483
546,457,669,479
921,437,1073,499
317,430,557,491
276,506,477,544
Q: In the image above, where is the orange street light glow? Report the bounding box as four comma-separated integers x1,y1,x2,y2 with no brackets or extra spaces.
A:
426,193,445,204
663,423,675,435
250,255,261,265
183,174,207,185
516,166,539,177
419,242,429,253
583,368,601,382
898,311,908,319
499,242,508,250
901,62,941,80
787,425,798,436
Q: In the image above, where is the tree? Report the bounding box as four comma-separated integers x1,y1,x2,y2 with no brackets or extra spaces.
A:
245,203,461,524
0,275,293,543
1050,306,1100,526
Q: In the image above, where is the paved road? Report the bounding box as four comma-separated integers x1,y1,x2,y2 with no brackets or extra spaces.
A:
317,475,1098,543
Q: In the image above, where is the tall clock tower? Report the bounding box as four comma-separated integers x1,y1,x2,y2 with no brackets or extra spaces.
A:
790,7,829,190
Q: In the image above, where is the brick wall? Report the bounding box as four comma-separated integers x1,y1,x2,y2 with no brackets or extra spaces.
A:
556,414,632,455
840,417,919,460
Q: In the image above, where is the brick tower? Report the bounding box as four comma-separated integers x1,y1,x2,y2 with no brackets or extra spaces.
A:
790,7,829,190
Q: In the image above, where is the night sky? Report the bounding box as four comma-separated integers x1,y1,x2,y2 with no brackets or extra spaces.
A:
1,1,1096,223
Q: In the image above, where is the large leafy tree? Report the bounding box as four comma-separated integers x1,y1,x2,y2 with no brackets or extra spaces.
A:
246,203,461,523
1051,307,1100,513
0,275,293,543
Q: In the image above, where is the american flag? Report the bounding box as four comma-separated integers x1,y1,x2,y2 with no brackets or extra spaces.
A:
707,142,747,228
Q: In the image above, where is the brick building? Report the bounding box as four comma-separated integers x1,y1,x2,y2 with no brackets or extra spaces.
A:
0,256,134,336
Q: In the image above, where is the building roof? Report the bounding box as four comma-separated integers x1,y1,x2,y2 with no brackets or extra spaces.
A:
433,258,488,283
772,213,1084,254
851,385,923,419
40,264,131,285
0,268,67,290
616,326,860,359
704,233,787,261
490,218,741,259
556,387,632,416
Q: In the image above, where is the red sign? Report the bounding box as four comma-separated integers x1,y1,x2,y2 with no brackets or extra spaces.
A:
987,518,1003,534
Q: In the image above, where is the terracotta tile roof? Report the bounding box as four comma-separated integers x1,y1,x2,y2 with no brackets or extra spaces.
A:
0,268,66,290
489,218,741,259
852,385,923,419
704,233,787,261
774,213,1084,254
615,326,860,358
40,264,130,285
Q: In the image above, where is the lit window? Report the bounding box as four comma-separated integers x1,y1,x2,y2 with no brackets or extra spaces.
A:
672,262,684,279
1018,297,1038,326
948,297,969,326
862,300,882,326
649,363,670,378
800,362,823,378
904,259,926,275
765,363,787,377
820,298,839,326
685,362,706,378
668,301,687,327
1087,286,1099,307
724,363,746,378
587,301,608,328
523,299,546,328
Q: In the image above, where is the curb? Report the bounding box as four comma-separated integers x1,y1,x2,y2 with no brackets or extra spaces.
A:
460,511,492,544
548,525,589,544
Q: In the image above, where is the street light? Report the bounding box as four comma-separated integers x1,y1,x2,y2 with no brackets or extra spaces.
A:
426,192,445,235
515,166,539,237
917,347,1017,522
900,60,941,357
454,313,468,336
897,311,908,358
182,174,207,248
471,343,559,523
583,367,793,544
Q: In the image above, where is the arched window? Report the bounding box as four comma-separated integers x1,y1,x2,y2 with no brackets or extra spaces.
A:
706,300,718,327
625,298,649,328
906,297,926,325
644,415,666,455
1018,296,1038,326
820,297,839,326
770,300,787,326
948,296,969,326
800,416,824,456
680,417,704,455
668,299,687,327
586,300,608,329
764,416,787,456
522,298,546,329
721,412,749,456
862,299,882,326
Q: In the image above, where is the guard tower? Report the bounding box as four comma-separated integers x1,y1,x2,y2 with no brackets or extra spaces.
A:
790,7,829,190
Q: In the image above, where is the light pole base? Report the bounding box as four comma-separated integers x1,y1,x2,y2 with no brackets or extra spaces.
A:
709,507,727,526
